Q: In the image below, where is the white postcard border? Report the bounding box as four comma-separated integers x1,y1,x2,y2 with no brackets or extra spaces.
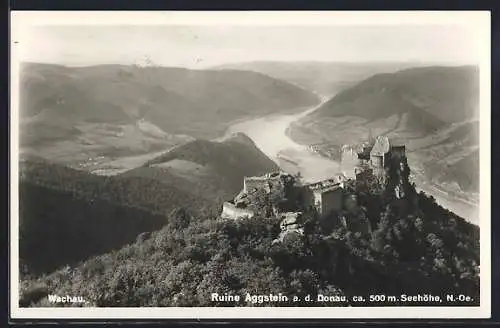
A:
9,10,492,320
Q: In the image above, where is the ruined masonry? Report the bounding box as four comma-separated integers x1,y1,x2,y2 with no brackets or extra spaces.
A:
221,135,406,240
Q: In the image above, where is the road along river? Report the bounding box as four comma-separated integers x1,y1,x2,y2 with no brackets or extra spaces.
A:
220,100,478,224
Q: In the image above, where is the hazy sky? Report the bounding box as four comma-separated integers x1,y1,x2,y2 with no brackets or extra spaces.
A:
18,24,481,68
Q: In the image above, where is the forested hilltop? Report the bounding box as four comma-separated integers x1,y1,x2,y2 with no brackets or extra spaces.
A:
19,132,278,277
20,156,479,307
19,158,216,276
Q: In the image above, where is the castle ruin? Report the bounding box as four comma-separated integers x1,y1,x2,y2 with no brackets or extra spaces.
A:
301,181,344,217
243,172,284,194
221,135,407,240
341,135,406,179
221,171,348,224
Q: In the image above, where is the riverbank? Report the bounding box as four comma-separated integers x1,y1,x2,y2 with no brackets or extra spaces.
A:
218,99,341,183
287,120,478,224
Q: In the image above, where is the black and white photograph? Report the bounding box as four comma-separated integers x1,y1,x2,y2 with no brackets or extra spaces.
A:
10,11,491,319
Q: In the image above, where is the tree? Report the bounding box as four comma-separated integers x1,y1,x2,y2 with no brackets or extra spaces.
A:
246,189,273,217
21,165,481,308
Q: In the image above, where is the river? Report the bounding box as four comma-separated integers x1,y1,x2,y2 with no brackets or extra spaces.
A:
221,100,479,224
222,99,342,183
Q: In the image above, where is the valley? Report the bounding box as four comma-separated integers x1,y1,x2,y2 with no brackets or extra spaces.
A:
18,63,481,225
220,101,479,224
19,63,481,225
17,62,482,309
20,62,319,175
282,66,480,223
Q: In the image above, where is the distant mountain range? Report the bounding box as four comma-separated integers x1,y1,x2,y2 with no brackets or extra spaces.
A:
213,61,428,97
21,63,319,132
308,66,479,128
19,62,319,170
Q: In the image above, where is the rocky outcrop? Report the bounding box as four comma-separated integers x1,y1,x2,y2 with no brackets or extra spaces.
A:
273,212,304,244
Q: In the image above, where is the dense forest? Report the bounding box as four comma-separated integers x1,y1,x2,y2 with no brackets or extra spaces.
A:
19,159,218,276
20,158,216,215
20,157,480,308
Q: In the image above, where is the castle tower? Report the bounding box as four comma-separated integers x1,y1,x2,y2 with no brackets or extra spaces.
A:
370,135,390,168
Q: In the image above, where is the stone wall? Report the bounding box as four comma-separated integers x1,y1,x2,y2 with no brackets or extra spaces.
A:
317,187,343,217
243,174,283,194
370,154,384,168
299,186,316,210
221,202,255,220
